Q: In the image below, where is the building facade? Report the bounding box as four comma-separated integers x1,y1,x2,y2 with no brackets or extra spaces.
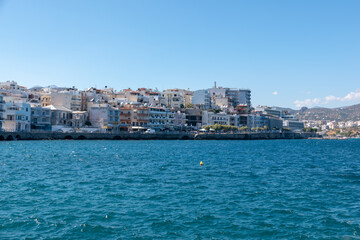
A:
89,104,120,132
30,106,51,131
0,94,4,130
192,90,210,109
2,102,31,132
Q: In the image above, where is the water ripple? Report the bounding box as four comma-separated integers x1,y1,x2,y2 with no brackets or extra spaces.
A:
0,139,360,239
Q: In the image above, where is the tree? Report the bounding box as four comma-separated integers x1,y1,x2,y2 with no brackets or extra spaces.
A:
209,109,221,114
213,124,222,131
230,126,239,132
203,125,210,131
185,103,193,108
283,127,291,132
239,126,248,132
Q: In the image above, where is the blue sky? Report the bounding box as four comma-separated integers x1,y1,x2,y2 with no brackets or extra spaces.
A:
0,0,359,108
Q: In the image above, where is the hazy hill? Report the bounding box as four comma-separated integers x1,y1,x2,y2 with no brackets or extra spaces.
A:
271,104,360,121
296,104,360,121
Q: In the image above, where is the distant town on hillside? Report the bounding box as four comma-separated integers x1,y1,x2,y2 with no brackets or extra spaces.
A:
0,80,359,137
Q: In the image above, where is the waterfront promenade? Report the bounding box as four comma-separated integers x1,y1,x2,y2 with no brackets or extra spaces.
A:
0,131,316,141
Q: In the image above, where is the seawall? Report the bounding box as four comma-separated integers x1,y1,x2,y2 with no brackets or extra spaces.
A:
194,132,315,140
0,132,316,141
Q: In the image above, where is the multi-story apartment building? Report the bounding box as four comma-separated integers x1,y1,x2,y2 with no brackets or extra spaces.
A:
202,111,231,126
51,90,81,111
2,102,31,132
131,107,149,128
88,104,120,132
71,111,88,128
0,81,27,91
119,106,132,131
192,90,211,109
30,105,51,131
248,114,269,129
44,105,73,128
185,108,203,129
148,107,174,130
283,120,304,131
0,94,4,130
162,89,185,109
209,85,251,108
41,95,51,107
202,111,240,126
174,111,187,129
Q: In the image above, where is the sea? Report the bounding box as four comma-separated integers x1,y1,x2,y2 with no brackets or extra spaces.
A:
1,139,360,239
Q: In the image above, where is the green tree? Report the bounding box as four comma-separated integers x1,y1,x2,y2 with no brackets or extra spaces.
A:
185,103,193,108
240,126,248,132
209,109,221,114
203,125,210,131
213,124,221,132
230,126,239,132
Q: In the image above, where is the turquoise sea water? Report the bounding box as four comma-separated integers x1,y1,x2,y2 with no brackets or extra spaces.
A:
1,139,360,239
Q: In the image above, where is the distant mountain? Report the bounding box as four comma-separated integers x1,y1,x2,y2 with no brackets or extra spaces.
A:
271,104,360,121
296,104,360,121
271,106,297,114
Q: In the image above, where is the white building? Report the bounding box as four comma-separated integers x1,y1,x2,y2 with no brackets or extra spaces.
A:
148,107,174,130
51,90,81,111
174,111,187,128
283,120,304,131
2,102,31,132
192,90,210,109
161,89,185,109
71,111,88,128
0,94,4,130
88,104,120,132
208,84,251,108
0,81,27,91
202,111,231,126
247,114,269,129
44,105,73,129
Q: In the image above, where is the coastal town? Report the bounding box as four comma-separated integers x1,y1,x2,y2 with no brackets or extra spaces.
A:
0,80,358,138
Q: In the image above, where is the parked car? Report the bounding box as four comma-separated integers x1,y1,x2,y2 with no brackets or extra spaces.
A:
145,129,156,134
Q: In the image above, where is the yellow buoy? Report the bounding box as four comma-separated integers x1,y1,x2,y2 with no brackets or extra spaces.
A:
200,161,203,166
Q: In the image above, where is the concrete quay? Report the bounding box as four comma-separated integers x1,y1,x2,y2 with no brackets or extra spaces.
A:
194,132,315,140
0,131,316,141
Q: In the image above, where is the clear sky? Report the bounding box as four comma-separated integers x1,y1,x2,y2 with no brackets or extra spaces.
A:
0,0,359,109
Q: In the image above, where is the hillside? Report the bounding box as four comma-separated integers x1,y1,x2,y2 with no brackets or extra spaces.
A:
296,104,360,121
